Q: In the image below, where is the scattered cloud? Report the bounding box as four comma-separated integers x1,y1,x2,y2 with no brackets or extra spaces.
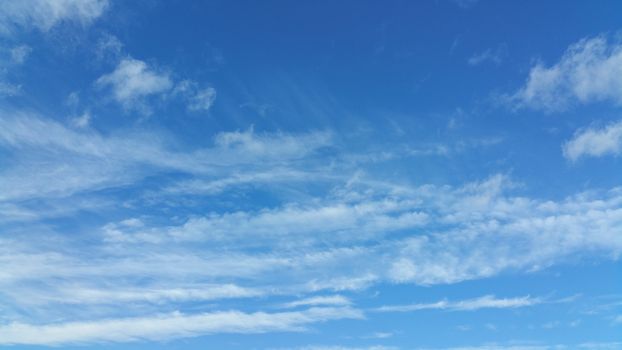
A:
0,0,109,34
563,120,622,161
1,2,620,348
174,80,217,112
508,35,622,112
96,58,173,113
97,58,217,114
1,114,621,346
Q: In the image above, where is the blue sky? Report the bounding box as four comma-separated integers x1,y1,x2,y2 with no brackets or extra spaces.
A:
0,0,621,349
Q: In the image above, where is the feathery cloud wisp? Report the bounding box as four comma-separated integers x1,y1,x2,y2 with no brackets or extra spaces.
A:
563,120,622,161
508,35,622,112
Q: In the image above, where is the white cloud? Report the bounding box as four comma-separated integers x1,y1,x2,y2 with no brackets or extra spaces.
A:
10,284,263,306
374,295,540,313
0,307,363,345
103,199,428,245
282,295,351,309
563,120,622,161
0,112,330,201
0,0,109,34
97,59,218,114
2,169,619,333
509,35,622,112
94,44,216,114
2,113,622,345
96,58,173,113
189,87,217,111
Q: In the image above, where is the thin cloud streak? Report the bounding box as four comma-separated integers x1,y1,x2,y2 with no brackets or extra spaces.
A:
0,307,364,346
373,295,541,313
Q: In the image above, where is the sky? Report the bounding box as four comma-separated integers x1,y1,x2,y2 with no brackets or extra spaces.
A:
0,0,621,349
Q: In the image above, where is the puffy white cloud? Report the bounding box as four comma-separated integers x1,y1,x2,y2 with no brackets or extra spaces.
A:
96,58,173,113
563,120,622,161
509,35,622,112
94,48,217,114
189,86,216,111
0,0,108,34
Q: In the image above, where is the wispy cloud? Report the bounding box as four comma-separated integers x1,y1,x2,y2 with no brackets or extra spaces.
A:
9,45,31,64
9,284,264,306
2,114,622,346
281,295,351,309
468,44,508,66
173,80,217,112
374,295,541,313
0,44,32,96
0,0,109,34
96,52,218,114
507,35,622,112
563,120,622,161
0,112,331,201
96,58,173,113
0,307,363,346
